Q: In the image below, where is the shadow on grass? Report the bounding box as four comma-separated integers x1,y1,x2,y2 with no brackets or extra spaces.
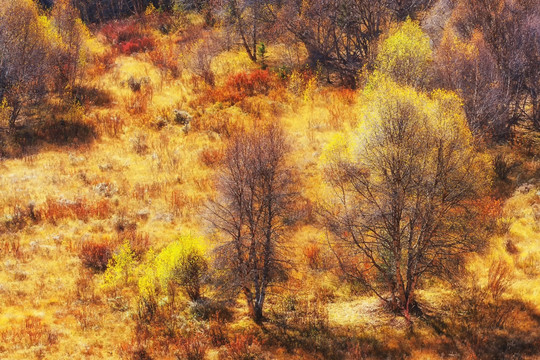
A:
0,119,97,159
260,312,425,359
421,299,540,360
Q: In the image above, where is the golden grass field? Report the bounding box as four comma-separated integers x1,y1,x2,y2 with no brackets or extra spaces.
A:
0,10,539,360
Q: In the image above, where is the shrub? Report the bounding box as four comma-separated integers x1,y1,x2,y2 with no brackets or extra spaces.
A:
103,240,137,288
220,334,263,360
138,235,208,302
79,240,113,272
272,295,329,335
75,269,98,303
208,316,229,346
304,244,322,270
149,45,182,78
39,197,111,223
101,20,155,55
89,50,117,77
121,230,150,259
176,336,208,360
493,153,515,181
448,260,517,356
130,133,149,155
213,70,275,103
118,36,155,55
2,203,36,232
200,148,224,167
188,298,233,321
101,21,141,45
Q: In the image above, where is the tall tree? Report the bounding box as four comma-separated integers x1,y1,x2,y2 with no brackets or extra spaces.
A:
0,0,54,129
445,0,540,139
225,0,277,62
277,0,389,87
386,0,435,21
323,80,486,319
51,0,90,92
208,124,296,322
374,18,433,90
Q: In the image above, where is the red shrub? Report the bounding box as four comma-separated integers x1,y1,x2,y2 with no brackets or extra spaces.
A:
101,21,141,44
118,36,155,55
100,21,155,55
79,240,113,272
213,70,275,103
304,244,322,270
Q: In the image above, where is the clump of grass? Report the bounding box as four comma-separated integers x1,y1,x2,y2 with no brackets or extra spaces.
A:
79,239,114,272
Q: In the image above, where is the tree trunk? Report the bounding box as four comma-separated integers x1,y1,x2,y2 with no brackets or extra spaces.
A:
244,287,256,319
253,301,263,323
9,104,21,131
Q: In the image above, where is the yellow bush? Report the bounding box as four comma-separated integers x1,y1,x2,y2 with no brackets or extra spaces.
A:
138,234,208,301
102,240,136,289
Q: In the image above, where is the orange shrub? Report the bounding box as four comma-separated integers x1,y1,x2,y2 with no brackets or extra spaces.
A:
39,197,112,223
88,50,117,77
149,45,182,78
222,333,262,360
119,230,150,259
213,70,276,103
304,243,323,270
200,147,224,167
0,316,57,350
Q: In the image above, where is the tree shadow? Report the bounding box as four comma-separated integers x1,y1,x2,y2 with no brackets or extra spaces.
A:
260,310,423,360
72,85,113,107
0,118,97,159
420,299,540,360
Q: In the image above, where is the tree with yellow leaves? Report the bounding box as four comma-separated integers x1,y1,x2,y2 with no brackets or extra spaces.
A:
374,18,432,89
0,0,56,129
50,0,91,93
323,78,488,319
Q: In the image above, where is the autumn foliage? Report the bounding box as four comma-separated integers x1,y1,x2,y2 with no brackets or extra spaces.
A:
1,1,540,360
212,70,277,103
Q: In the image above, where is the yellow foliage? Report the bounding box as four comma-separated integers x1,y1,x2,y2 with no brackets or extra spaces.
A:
320,132,354,164
102,240,136,289
145,3,157,16
375,18,432,88
138,234,207,299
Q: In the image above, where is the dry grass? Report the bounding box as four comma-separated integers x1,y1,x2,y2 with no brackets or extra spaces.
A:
0,9,538,360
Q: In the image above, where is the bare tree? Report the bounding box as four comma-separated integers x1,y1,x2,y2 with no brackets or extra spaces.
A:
225,0,279,62
447,0,540,139
386,0,435,21
323,88,486,319
276,0,389,87
207,124,296,322
71,0,153,23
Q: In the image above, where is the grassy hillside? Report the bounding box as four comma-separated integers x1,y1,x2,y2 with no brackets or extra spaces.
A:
0,5,539,360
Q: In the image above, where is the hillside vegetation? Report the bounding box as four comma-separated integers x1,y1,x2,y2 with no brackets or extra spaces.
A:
0,0,539,359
